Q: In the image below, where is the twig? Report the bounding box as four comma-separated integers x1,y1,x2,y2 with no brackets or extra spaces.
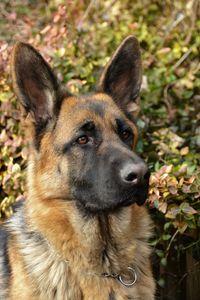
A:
165,12,185,34
182,238,200,251
81,0,97,22
164,261,200,298
184,0,199,45
166,229,179,255
173,46,193,70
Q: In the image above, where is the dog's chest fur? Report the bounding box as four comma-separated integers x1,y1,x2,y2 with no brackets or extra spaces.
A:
7,204,154,300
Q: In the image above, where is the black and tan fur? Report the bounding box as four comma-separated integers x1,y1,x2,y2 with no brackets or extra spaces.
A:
0,36,155,299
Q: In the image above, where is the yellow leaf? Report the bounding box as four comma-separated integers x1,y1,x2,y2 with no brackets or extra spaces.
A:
158,202,167,214
180,147,189,156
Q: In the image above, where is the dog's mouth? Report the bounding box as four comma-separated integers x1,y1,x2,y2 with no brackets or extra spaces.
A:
120,198,136,207
78,189,149,214
118,184,149,207
73,179,150,214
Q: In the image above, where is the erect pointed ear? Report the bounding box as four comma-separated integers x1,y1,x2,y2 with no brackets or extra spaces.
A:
11,42,60,126
97,36,142,115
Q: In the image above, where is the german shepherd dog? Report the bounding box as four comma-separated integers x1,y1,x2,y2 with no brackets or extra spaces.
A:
0,36,155,299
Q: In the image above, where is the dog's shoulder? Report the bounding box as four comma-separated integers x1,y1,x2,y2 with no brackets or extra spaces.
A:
0,200,30,299
6,199,25,227
0,224,9,261
0,200,24,263
0,219,11,298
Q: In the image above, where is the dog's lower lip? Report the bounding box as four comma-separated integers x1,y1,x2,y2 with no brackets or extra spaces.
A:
120,198,135,207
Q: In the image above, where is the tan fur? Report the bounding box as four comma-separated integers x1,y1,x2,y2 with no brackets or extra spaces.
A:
4,38,156,299
9,239,38,300
7,114,154,299
5,96,155,299
11,199,155,299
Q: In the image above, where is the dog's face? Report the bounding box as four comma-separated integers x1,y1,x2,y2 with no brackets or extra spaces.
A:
11,37,150,213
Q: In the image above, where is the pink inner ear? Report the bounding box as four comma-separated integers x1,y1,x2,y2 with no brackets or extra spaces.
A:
25,79,52,122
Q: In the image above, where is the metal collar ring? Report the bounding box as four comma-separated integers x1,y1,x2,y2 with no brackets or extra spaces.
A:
118,267,137,287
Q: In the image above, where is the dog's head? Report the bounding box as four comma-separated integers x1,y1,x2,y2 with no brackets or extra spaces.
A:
11,36,150,213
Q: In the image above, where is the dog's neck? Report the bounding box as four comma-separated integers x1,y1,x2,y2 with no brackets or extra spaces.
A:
25,195,152,277
7,199,154,299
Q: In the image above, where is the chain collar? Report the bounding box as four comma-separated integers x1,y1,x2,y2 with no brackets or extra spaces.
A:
63,257,137,288
44,235,137,288
102,267,137,287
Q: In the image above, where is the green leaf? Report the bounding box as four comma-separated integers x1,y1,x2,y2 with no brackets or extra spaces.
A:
161,257,167,266
162,234,171,241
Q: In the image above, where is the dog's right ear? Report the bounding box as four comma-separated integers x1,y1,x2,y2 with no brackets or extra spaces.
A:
11,42,60,127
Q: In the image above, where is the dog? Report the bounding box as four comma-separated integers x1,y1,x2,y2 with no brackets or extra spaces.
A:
0,36,155,299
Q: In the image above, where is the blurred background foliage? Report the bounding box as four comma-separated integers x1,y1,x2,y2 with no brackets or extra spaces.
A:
0,0,199,299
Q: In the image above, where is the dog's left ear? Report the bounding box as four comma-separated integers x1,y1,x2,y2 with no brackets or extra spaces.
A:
97,36,142,114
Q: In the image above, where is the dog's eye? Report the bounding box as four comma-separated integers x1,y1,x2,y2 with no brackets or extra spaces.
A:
121,130,131,140
77,135,89,145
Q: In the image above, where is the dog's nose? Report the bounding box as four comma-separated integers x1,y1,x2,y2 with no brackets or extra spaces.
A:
120,162,150,185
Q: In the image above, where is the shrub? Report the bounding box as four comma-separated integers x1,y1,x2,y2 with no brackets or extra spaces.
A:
0,0,199,297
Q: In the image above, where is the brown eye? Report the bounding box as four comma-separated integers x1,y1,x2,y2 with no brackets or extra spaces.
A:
77,135,89,145
122,130,130,140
